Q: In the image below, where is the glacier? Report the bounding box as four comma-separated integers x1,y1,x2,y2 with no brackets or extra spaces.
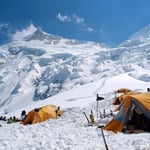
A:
0,24,150,114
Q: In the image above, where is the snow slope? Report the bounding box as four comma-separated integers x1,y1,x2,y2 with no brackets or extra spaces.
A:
0,74,150,150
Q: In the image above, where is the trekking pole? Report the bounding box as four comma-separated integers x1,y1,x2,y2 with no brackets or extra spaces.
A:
98,125,109,150
83,112,90,124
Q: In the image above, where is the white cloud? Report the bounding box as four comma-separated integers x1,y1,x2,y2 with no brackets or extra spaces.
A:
56,13,85,24
73,15,85,24
56,13,94,33
12,23,37,41
56,13,71,22
72,15,94,32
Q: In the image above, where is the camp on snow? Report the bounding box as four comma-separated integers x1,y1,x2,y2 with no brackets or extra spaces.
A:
2,87,150,135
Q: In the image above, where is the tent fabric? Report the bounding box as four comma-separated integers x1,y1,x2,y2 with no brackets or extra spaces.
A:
104,93,150,133
103,119,124,133
112,91,141,107
130,93,150,111
118,92,140,103
115,88,131,93
21,104,62,125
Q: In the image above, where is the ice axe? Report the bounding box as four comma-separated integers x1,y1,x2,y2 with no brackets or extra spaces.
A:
96,94,104,121
98,125,109,150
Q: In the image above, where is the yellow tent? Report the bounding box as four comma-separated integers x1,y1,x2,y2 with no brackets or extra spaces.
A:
21,104,62,125
104,93,150,133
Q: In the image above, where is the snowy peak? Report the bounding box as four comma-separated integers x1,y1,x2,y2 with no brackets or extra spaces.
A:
10,24,106,47
25,28,47,41
25,28,61,43
119,24,150,47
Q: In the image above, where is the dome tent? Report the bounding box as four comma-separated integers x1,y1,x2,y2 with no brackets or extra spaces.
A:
21,104,62,125
104,93,150,133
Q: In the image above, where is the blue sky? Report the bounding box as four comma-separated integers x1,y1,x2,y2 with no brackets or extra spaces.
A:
0,0,150,47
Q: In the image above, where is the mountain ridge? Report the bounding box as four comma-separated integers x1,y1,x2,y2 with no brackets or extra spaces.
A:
0,24,150,114
119,24,150,47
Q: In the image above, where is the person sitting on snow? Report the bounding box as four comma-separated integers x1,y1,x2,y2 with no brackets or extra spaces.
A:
21,110,27,121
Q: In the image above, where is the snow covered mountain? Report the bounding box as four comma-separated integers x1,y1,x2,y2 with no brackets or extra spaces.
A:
119,24,150,47
0,24,150,150
0,24,150,115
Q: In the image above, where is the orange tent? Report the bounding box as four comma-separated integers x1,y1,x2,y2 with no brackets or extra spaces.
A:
104,93,150,133
114,91,141,111
112,88,131,105
21,104,62,125
112,91,141,105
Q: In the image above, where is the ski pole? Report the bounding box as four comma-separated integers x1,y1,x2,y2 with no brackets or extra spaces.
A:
98,125,109,150
83,112,90,124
